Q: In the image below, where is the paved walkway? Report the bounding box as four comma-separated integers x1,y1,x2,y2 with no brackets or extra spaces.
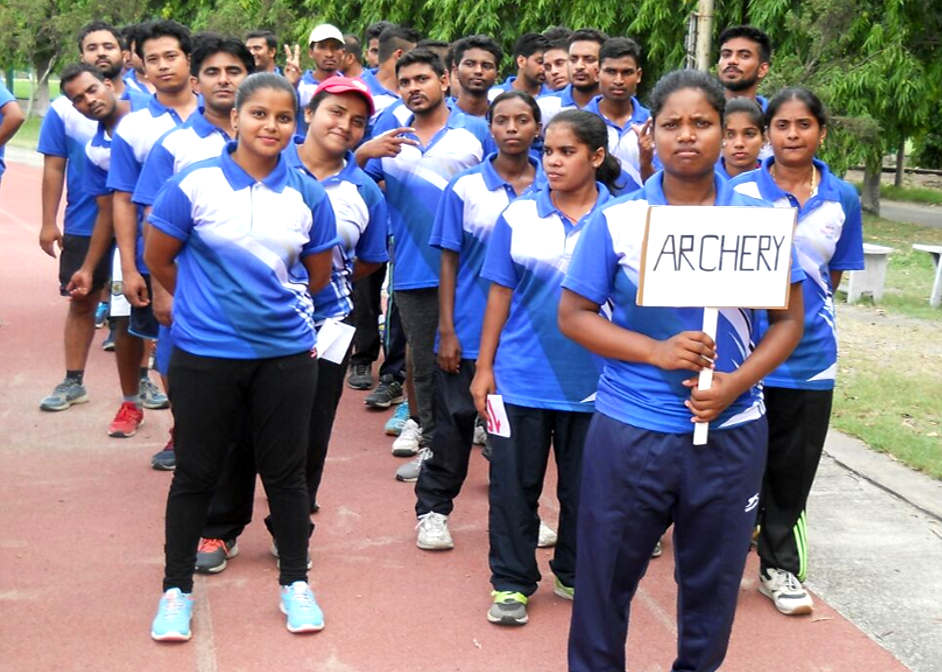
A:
0,161,932,671
881,200,942,229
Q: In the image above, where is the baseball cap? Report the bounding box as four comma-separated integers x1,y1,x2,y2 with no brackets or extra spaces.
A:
314,75,375,116
308,23,344,46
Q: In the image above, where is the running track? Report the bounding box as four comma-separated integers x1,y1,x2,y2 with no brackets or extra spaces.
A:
0,160,910,671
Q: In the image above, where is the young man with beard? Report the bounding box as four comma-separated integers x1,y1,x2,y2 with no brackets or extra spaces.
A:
537,28,606,125
107,20,197,439
488,33,550,100
130,35,254,470
542,27,572,92
245,30,279,74
38,21,159,415
358,25,420,125
716,25,772,110
450,35,502,118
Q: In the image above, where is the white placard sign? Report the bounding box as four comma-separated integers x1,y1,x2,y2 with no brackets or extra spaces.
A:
636,205,796,445
637,205,796,309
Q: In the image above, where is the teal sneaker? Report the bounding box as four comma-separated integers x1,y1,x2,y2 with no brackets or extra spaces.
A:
384,401,411,436
151,588,193,641
487,590,528,626
39,379,89,412
279,581,324,633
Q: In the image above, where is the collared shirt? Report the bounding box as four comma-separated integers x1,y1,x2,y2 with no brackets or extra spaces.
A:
133,109,232,207
360,69,400,122
83,122,115,196
122,70,151,96
730,157,864,390
481,182,609,411
429,153,539,359
284,143,389,321
536,84,592,127
365,104,493,291
0,81,15,177
37,96,98,236
562,173,805,433
487,76,551,102
584,95,651,187
148,143,339,359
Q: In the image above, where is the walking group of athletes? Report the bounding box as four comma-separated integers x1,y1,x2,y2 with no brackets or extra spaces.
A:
36,14,863,672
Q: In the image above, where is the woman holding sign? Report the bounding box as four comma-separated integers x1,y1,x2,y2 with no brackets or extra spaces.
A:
469,110,615,626
558,70,805,672
729,87,864,615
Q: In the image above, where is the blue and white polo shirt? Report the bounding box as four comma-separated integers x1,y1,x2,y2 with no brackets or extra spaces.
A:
148,144,339,359
360,69,400,122
562,173,806,433
83,122,116,196
584,94,650,187
536,84,588,127
487,76,551,102
37,96,98,236
122,70,151,96
730,157,864,390
132,109,232,207
283,142,389,322
481,182,608,412
429,153,539,360
366,104,492,291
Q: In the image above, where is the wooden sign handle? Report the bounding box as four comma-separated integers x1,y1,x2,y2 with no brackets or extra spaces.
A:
693,307,718,446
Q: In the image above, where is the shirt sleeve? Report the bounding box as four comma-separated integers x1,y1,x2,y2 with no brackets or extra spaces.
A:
302,184,340,257
37,107,67,157
829,182,865,271
133,136,175,206
480,212,519,289
148,180,194,242
788,244,806,284
82,154,110,196
354,181,389,263
561,210,619,305
0,82,14,107
429,175,465,252
106,129,141,193
364,156,384,183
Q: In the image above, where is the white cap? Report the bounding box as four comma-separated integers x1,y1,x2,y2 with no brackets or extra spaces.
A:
308,23,344,46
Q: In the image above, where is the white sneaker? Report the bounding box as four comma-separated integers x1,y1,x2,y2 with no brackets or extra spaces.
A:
473,422,487,446
759,567,814,615
537,519,557,548
395,446,431,482
392,419,422,456
416,512,454,550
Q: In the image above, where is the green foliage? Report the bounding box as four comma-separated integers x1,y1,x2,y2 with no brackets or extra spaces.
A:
912,113,942,170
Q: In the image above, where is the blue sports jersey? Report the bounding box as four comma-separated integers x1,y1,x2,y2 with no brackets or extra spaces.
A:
487,77,551,102
0,82,15,178
121,86,152,111
536,84,588,127
730,158,864,390
37,96,98,236
148,144,339,359
360,69,400,122
284,142,389,321
481,182,608,411
584,95,651,187
562,172,805,434
430,154,539,359
133,109,231,207
366,104,492,291
83,123,115,196
122,70,151,96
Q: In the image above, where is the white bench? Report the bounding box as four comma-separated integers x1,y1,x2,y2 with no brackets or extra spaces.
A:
912,243,942,307
846,243,894,303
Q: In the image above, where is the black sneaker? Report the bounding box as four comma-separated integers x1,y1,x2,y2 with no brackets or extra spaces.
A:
347,364,374,390
151,430,175,471
364,374,404,409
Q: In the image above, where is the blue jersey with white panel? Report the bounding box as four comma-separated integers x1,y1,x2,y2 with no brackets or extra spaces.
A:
487,77,551,102
584,95,651,187
284,142,389,321
83,123,116,196
429,153,539,359
481,182,608,411
37,96,98,236
122,70,151,96
730,157,864,390
0,82,16,177
148,144,339,359
562,173,806,433
132,109,232,207
360,70,400,122
365,104,492,291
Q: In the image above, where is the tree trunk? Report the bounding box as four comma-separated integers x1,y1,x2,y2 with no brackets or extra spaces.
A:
28,51,54,117
895,142,905,188
862,163,881,216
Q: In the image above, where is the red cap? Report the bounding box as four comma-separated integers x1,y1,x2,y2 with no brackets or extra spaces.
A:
313,76,375,117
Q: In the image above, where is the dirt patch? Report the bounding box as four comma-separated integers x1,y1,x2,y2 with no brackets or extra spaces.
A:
837,303,942,373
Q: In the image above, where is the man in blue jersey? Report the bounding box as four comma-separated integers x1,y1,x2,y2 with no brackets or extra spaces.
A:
245,30,279,74
450,35,502,118
542,27,572,92
364,48,492,460
37,20,155,414
340,34,365,80
295,23,345,113
0,80,24,187
488,33,549,100
359,25,419,125
717,25,772,110
121,24,156,96
364,21,394,70
537,28,606,125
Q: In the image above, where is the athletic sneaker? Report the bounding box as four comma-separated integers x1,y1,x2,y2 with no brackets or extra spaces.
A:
195,537,239,574
151,588,193,641
94,301,109,328
151,429,175,471
487,590,528,626
395,446,431,482
652,540,663,558
416,512,454,550
365,374,404,409
391,418,422,456
279,581,324,633
140,377,170,410
101,329,116,351
537,520,557,548
553,576,574,600
107,402,143,437
347,364,373,390
384,401,410,436
39,380,89,412
759,567,814,615
473,420,487,446
270,541,313,569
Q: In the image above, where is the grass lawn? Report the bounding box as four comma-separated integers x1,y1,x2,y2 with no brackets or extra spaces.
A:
12,77,59,100
8,114,41,150
853,182,942,206
832,214,942,478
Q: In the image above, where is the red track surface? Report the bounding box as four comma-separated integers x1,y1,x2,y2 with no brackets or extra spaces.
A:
0,162,909,671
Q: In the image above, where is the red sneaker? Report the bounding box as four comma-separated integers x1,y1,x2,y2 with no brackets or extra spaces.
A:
108,402,143,438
